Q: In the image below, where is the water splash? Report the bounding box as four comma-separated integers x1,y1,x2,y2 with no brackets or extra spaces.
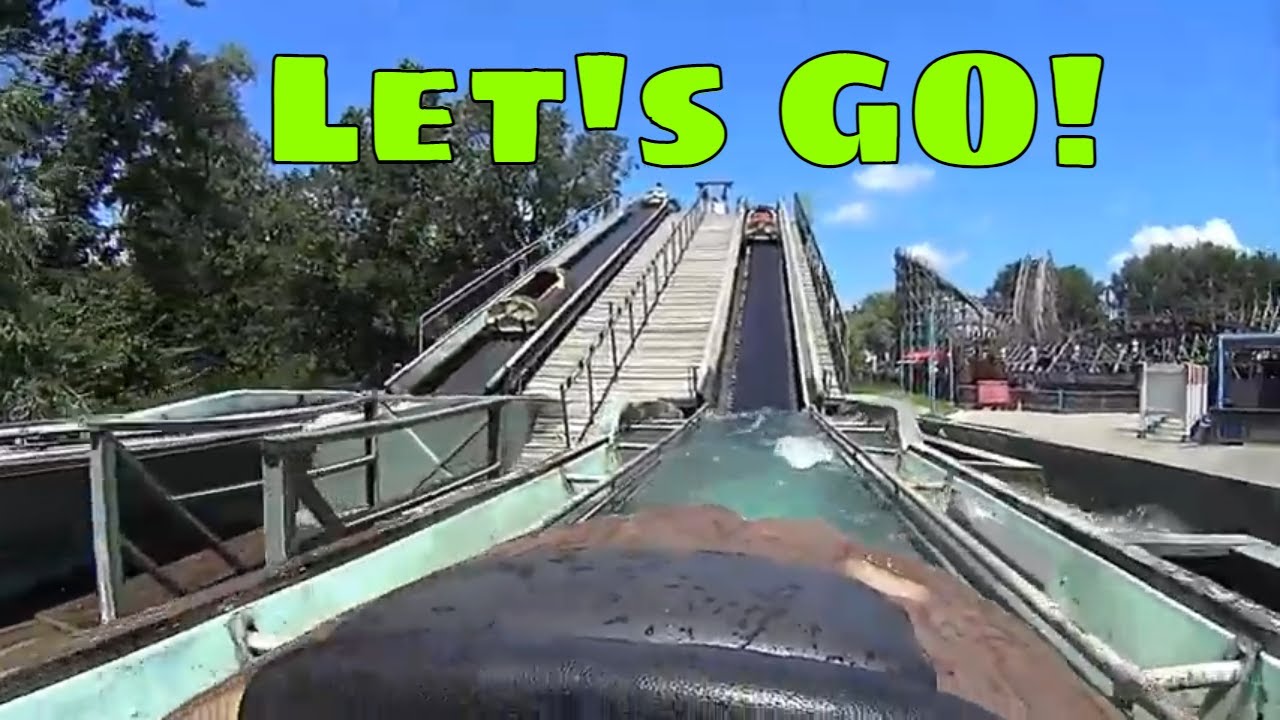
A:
1007,483,1192,536
772,434,835,470
616,410,926,559
1069,502,1191,535
728,412,765,436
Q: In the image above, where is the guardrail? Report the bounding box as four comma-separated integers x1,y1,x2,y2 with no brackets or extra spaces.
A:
0,393,366,450
554,200,712,446
954,384,1139,413
82,392,393,623
815,410,1212,720
414,194,623,354
256,395,544,569
493,199,673,396
792,194,850,394
82,393,544,624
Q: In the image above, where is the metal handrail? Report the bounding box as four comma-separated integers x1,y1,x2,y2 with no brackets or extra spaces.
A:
83,391,402,624
415,194,623,354
554,199,712,447
816,411,1204,720
0,393,393,445
258,394,562,570
792,194,850,394
489,199,671,396
263,395,515,448
801,218,848,391
84,392,549,624
81,393,433,434
0,396,442,475
546,406,711,527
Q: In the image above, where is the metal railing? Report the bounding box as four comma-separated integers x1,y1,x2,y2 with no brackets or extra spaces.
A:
83,393,397,624
554,200,712,446
414,194,624,354
792,194,850,394
256,395,536,570
952,384,1140,413
815,412,1203,720
0,392,360,451
83,393,533,624
491,199,672,396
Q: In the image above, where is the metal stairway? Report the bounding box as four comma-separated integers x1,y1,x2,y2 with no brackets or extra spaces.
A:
606,212,740,407
781,200,845,398
516,206,740,470
514,209,691,467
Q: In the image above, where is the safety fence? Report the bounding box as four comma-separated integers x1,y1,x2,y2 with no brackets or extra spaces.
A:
81,393,545,624
955,384,1140,413
552,200,713,446
823,413,1257,720
1137,362,1210,439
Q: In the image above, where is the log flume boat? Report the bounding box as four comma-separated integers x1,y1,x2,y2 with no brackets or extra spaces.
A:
182,506,1115,720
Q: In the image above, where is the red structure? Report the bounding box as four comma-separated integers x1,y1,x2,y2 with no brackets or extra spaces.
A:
975,380,1013,409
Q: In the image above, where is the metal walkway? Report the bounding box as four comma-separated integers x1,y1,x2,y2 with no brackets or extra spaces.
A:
606,211,741,406
781,200,845,399
517,205,742,469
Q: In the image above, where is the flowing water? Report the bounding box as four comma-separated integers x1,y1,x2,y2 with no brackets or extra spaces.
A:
615,411,927,559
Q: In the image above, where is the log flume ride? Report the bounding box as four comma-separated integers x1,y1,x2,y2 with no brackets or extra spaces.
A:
173,506,1115,720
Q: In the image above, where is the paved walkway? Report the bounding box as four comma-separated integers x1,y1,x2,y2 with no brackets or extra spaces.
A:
947,410,1280,487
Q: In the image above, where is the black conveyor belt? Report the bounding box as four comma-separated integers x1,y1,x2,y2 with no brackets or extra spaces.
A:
724,241,800,412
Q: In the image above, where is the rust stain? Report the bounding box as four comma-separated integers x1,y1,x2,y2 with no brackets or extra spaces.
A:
164,672,248,720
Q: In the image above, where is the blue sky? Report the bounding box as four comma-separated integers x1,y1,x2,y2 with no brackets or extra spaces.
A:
149,0,1277,303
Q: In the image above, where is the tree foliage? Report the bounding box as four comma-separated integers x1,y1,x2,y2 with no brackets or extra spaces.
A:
978,246,1280,332
844,291,896,372
0,0,629,420
1108,245,1280,322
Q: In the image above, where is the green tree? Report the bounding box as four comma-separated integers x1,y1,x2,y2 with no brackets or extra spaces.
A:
983,261,1020,308
845,291,897,373
0,0,633,419
1109,244,1280,321
1056,265,1105,330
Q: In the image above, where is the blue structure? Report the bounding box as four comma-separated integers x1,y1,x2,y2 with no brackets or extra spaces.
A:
1207,332,1280,443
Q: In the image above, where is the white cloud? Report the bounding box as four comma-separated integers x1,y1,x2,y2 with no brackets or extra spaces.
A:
824,200,872,225
904,241,966,272
821,164,935,227
854,164,935,193
1108,218,1246,268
